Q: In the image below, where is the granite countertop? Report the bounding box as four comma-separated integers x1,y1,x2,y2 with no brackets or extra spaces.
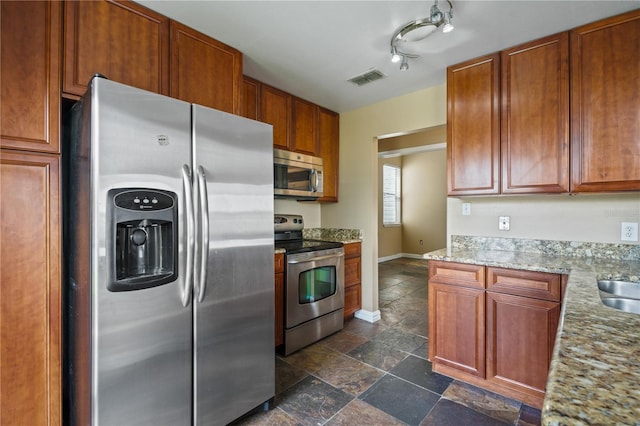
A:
302,228,363,245
423,237,640,425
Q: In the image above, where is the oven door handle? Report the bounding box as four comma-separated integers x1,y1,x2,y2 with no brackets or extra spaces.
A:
287,253,344,264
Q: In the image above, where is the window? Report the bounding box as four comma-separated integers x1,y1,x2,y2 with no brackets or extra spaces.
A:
382,164,401,226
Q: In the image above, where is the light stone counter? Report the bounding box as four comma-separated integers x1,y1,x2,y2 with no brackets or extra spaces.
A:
423,236,640,425
302,228,363,244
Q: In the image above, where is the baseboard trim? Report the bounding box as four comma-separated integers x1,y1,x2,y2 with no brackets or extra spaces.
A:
378,253,426,263
354,309,381,323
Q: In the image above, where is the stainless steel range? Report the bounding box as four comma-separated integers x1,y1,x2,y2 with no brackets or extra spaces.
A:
274,215,344,355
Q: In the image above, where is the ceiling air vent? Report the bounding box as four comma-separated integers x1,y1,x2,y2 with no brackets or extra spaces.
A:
348,69,386,86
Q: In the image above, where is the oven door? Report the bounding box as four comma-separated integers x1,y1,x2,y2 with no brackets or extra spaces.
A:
285,248,344,329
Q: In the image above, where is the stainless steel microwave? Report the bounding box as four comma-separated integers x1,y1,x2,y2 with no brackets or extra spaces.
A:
274,148,323,200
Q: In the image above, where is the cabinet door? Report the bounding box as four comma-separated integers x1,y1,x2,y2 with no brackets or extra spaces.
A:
170,20,242,114
1,1,61,154
317,108,340,202
447,54,500,195
291,97,319,156
501,33,569,194
1,150,61,425
241,76,260,120
260,84,291,150
428,282,485,377
570,10,640,192
486,292,560,399
63,0,169,97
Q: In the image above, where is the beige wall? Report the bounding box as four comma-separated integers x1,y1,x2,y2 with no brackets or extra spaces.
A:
402,148,447,254
320,81,640,318
448,193,640,244
321,84,447,314
274,199,321,227
377,156,403,258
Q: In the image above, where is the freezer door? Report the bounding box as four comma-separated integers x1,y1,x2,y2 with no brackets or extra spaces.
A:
192,105,275,425
79,78,193,425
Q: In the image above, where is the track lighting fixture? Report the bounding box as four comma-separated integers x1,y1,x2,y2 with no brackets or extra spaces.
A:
389,0,454,70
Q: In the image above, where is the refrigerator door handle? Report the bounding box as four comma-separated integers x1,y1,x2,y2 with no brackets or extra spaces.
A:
196,165,210,303
181,164,195,307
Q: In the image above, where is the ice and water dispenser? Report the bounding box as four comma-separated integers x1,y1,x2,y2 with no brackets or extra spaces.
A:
107,188,178,291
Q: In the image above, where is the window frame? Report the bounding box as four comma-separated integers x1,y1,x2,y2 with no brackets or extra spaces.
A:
382,163,401,227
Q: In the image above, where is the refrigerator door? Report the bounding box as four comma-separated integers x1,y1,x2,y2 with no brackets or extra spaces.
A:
84,78,193,425
192,105,275,425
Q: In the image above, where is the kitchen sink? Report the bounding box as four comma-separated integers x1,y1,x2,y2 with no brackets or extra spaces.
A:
600,297,640,315
597,280,640,299
597,279,640,315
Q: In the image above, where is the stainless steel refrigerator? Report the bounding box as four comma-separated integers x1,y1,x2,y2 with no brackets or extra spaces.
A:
65,77,275,425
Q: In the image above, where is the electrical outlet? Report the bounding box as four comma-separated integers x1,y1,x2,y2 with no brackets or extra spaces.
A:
621,222,639,242
499,216,510,231
462,203,471,216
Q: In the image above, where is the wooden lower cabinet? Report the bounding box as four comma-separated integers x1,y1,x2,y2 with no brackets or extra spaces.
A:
274,253,284,347
0,150,61,425
427,260,562,409
428,282,486,378
343,242,361,319
486,292,560,400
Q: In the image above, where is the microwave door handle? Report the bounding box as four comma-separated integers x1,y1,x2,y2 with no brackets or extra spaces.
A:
181,165,195,307
310,169,318,192
196,166,209,303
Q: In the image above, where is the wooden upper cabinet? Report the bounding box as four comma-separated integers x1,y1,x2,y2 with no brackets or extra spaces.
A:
63,0,169,97
501,33,570,194
317,108,340,202
241,76,260,120
170,20,242,114
447,54,501,195
260,84,291,150
1,1,61,154
291,97,319,156
1,150,61,426
570,9,640,192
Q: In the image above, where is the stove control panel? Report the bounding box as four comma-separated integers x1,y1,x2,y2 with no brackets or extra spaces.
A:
274,214,304,232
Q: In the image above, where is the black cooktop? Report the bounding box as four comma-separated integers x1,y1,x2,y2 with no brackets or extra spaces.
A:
274,238,343,254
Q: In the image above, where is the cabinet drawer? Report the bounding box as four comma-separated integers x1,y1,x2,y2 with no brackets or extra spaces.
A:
428,260,485,289
343,242,361,258
274,253,284,274
487,267,561,302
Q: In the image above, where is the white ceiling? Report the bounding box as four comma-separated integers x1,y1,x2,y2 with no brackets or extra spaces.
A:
138,1,639,113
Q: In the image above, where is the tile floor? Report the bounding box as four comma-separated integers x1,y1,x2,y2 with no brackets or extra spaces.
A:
234,258,542,426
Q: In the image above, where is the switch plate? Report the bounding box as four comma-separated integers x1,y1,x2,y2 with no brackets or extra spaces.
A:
621,222,639,242
462,203,471,216
499,216,510,231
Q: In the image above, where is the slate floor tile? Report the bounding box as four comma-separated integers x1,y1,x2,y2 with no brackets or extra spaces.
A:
420,398,510,426
275,357,309,394
348,340,408,371
277,376,353,426
325,398,405,426
359,375,440,426
371,327,427,353
314,354,385,396
442,380,522,424
389,355,453,395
